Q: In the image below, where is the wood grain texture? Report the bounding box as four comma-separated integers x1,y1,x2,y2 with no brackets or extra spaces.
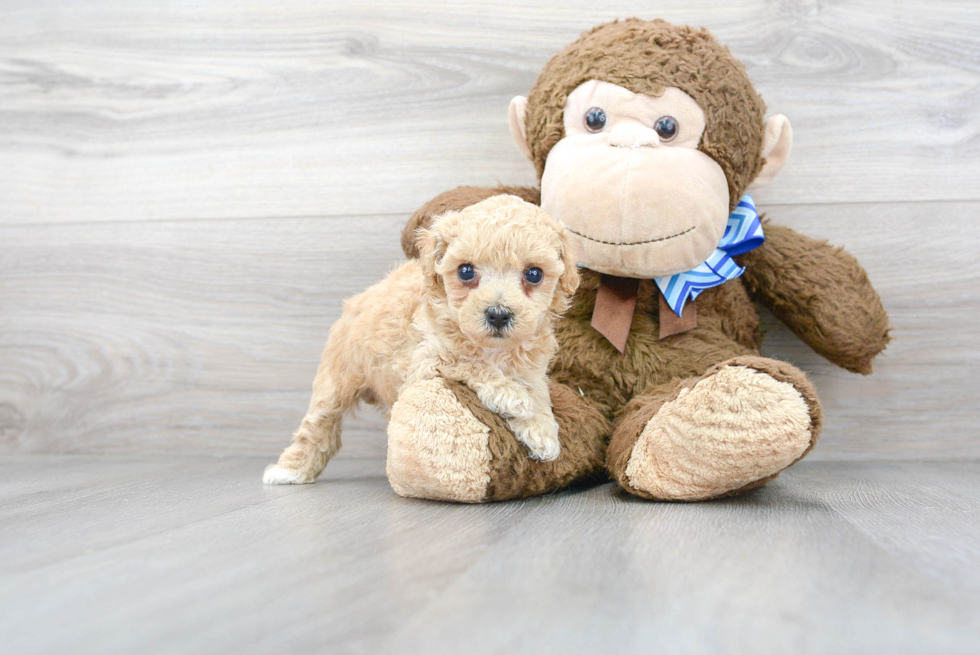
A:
0,456,978,654
2,200,979,459
1,1,979,225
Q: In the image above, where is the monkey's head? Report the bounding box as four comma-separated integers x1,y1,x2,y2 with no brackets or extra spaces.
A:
509,19,793,279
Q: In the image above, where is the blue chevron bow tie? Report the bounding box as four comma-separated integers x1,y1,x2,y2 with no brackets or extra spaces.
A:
654,195,764,317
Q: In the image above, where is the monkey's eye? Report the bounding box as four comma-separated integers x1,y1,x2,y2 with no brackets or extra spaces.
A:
524,267,543,285
654,116,678,141
584,107,607,132
457,263,476,282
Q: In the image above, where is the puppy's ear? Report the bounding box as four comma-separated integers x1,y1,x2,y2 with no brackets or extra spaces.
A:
552,225,580,312
414,224,447,291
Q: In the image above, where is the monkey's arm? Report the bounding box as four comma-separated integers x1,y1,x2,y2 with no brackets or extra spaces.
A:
401,185,540,258
736,222,891,375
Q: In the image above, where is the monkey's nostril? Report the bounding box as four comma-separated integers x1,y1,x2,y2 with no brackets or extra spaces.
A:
485,306,513,331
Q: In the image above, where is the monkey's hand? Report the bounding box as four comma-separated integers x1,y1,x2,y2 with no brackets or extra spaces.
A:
737,221,891,375
401,185,541,258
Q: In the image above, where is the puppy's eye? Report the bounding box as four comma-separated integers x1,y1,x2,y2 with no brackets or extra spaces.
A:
584,107,606,132
654,116,678,141
457,263,476,282
524,267,543,285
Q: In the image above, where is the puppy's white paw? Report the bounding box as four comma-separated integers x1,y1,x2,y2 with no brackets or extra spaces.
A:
476,384,534,420
263,463,314,485
506,394,535,420
510,416,561,462
520,431,561,461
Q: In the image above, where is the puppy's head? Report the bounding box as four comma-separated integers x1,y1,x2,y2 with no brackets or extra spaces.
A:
416,195,579,348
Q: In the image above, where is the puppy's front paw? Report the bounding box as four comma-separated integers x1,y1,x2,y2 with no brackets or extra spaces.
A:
509,416,561,462
476,384,534,420
263,463,314,485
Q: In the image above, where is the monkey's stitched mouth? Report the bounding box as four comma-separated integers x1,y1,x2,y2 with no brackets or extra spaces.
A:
565,225,695,246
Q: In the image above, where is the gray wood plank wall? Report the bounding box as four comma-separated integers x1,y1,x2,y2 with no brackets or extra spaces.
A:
2,1,978,460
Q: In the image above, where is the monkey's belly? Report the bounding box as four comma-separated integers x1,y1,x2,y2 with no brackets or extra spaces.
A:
549,281,761,416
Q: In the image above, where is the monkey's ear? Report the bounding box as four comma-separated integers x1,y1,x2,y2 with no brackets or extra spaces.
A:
508,96,533,161
749,115,793,189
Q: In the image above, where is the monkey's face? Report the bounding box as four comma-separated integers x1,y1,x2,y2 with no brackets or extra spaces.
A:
537,80,730,278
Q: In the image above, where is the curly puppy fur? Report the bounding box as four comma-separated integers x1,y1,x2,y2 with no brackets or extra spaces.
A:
264,195,580,484
402,185,541,260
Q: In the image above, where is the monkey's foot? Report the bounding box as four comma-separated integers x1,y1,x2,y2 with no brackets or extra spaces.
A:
387,378,495,503
607,356,822,501
387,377,608,503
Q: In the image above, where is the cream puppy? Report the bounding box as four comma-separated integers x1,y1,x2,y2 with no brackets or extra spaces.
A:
264,195,579,485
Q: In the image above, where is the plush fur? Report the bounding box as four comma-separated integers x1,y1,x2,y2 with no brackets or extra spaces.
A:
387,377,494,503
737,222,891,374
524,18,767,212
382,18,891,503
454,380,609,501
265,196,579,485
607,356,823,501
387,378,610,503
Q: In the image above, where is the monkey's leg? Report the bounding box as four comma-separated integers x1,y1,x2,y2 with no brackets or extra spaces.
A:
263,370,357,485
606,356,822,501
387,378,609,502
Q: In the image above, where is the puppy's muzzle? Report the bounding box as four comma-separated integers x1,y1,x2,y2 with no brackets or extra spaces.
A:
484,306,513,334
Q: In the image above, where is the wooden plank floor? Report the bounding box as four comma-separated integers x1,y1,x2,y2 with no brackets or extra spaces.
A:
1,455,978,654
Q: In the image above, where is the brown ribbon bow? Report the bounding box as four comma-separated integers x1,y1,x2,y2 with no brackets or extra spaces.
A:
590,274,697,352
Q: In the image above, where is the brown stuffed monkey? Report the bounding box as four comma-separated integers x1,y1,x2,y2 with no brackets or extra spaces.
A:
386,18,890,502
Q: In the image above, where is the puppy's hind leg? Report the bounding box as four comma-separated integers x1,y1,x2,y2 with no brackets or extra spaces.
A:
264,368,358,485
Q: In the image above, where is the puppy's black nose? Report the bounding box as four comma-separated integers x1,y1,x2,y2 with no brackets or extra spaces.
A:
485,306,513,331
